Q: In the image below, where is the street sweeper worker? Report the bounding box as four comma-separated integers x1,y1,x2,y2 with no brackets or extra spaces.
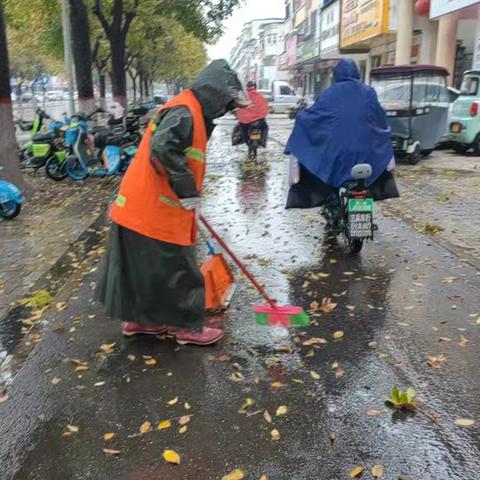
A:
97,60,249,346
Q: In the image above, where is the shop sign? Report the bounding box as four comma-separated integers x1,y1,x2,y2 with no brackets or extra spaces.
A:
298,36,318,62
340,0,389,49
430,0,479,18
320,0,341,57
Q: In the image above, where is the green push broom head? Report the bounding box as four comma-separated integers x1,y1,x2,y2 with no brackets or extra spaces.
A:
254,305,310,327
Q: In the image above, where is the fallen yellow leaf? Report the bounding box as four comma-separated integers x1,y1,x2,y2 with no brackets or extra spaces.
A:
260,476,269,480
184,402,191,410
271,429,280,441
179,425,188,433
222,469,245,480
104,432,115,441
454,418,475,427
372,464,384,477
349,466,365,478
167,397,178,406
276,406,288,416
310,371,320,380
333,331,345,340
163,449,181,465
263,410,272,424
239,398,254,413
51,377,61,385
271,382,284,388
157,420,172,430
139,421,152,434
75,365,89,373
303,337,327,346
144,358,157,366
100,342,116,353
67,424,79,433
55,302,67,311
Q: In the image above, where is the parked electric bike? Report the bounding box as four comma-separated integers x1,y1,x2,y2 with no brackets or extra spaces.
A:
65,128,137,181
322,164,377,254
0,167,26,220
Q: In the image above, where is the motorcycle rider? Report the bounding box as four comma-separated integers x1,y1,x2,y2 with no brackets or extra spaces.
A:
236,81,269,146
285,59,398,211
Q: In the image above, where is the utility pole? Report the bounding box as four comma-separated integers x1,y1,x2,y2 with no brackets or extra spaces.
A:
61,0,75,116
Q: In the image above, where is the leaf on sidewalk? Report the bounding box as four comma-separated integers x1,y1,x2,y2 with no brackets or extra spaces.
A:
157,420,172,430
139,421,152,434
178,415,191,426
103,448,121,456
271,382,284,388
222,469,245,480
310,371,320,380
67,424,79,433
271,429,280,441
276,406,288,416
99,343,116,353
333,331,344,340
349,466,365,478
55,302,67,312
104,432,115,441
426,355,446,369
263,410,272,424
454,418,475,427
239,398,254,414
372,464,384,477
163,449,181,464
303,337,328,346
167,397,178,406
144,358,157,366
319,297,337,313
20,290,52,309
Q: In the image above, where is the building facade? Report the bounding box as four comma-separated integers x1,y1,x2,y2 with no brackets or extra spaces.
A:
230,0,480,97
230,18,285,89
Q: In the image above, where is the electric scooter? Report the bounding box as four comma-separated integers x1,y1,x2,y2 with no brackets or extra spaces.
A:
0,167,26,220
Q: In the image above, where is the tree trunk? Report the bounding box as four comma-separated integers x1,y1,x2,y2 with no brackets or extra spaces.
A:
128,70,137,102
110,41,127,108
69,0,95,113
144,78,150,100
99,73,106,109
0,3,23,187
139,74,144,101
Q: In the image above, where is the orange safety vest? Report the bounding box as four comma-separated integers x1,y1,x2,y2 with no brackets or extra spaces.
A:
110,89,208,246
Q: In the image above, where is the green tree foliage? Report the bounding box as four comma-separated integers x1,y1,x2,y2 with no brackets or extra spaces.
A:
4,0,64,78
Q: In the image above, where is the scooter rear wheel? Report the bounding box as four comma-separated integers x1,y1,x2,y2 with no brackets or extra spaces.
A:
348,238,364,254
0,201,21,220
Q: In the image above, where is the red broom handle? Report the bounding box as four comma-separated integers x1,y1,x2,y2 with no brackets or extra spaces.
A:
199,215,277,308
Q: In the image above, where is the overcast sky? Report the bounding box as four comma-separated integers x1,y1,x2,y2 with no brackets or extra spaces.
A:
207,0,286,61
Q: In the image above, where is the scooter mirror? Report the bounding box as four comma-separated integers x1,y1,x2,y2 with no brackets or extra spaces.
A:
351,163,372,180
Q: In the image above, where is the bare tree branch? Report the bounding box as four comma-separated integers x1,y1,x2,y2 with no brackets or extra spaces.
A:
93,0,112,38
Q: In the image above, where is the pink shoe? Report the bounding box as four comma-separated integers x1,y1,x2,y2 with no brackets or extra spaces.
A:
169,326,224,346
122,322,168,337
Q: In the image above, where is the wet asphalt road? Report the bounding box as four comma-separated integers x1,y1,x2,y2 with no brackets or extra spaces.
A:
1,118,480,479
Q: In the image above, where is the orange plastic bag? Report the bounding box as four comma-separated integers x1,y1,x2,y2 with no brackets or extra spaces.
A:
201,253,235,311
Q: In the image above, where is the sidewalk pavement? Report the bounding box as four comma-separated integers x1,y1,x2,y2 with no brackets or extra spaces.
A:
0,175,118,319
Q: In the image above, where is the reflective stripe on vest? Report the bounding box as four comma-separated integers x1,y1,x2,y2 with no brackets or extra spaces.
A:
109,89,208,246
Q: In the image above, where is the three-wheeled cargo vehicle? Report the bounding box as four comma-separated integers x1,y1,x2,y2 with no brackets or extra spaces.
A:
371,65,450,164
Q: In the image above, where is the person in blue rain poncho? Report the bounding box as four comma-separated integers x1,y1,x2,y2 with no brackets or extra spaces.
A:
285,59,399,209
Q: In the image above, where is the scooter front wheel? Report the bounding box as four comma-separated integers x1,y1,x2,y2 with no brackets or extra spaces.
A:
0,201,21,220
66,155,88,181
45,156,68,181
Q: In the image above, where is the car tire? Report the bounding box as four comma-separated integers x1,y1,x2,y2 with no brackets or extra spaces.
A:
451,143,470,154
472,135,480,156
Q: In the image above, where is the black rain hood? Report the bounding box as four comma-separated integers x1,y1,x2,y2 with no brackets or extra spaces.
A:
190,59,249,120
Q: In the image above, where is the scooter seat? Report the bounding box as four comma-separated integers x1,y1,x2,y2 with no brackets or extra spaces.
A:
32,132,56,143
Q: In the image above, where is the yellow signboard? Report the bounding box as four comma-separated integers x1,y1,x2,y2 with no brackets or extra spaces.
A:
340,0,390,49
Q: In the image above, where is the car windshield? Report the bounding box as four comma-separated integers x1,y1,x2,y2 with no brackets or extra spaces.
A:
459,76,479,96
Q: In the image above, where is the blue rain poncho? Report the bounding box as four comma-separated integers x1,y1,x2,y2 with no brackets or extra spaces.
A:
285,59,393,188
